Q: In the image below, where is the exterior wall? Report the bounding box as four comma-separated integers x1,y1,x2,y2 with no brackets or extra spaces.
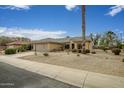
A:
69,41,92,50
48,43,62,51
33,43,49,52
33,41,92,52
0,46,7,50
85,41,90,50
8,45,14,48
7,45,22,48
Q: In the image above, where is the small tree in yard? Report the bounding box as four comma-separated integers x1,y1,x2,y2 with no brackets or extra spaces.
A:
112,48,121,55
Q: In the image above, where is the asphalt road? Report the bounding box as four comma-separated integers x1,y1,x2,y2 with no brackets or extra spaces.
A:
0,62,77,88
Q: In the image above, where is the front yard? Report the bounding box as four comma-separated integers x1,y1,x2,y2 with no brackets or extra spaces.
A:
20,49,124,77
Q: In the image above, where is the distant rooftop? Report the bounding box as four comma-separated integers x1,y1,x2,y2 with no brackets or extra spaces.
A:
7,41,31,45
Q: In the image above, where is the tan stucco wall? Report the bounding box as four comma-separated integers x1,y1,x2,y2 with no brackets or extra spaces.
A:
33,41,92,52
85,41,91,50
48,43,62,51
8,45,22,49
69,41,92,50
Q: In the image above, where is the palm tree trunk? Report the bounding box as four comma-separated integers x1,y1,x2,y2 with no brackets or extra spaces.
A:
82,5,86,50
82,5,86,41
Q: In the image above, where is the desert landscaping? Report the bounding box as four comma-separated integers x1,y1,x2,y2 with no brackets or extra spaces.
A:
0,5,124,88
20,49,124,77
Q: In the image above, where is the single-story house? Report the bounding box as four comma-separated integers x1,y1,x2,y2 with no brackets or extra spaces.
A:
32,41,63,52
32,37,93,52
7,41,31,48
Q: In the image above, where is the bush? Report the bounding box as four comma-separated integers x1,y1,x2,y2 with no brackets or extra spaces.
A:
122,58,124,62
43,53,49,56
112,48,121,55
18,46,26,52
100,46,108,52
122,44,124,49
77,54,80,56
82,49,87,54
103,47,107,51
85,49,90,53
81,49,90,54
26,44,33,50
78,49,82,53
50,49,57,52
91,51,96,54
21,45,28,50
5,48,16,54
17,44,32,52
72,49,77,53
117,44,122,49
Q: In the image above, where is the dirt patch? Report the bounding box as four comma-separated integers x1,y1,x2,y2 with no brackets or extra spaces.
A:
20,50,124,77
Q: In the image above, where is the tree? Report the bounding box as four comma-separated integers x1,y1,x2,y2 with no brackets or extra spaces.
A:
98,31,119,48
0,36,31,46
89,33,101,46
105,31,117,47
82,5,86,40
82,5,86,51
89,33,94,41
0,36,12,46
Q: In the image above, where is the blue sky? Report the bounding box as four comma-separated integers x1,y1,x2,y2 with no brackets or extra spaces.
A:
0,5,124,40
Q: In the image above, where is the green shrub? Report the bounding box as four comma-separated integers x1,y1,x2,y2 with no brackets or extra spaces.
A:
77,54,80,56
72,49,77,53
18,46,26,52
82,49,87,54
78,49,82,53
43,53,49,56
50,49,57,52
103,47,107,51
122,58,124,62
85,49,90,53
117,44,122,49
112,48,121,55
100,46,108,52
5,48,16,54
21,45,28,50
91,51,96,54
28,44,33,50
122,44,124,49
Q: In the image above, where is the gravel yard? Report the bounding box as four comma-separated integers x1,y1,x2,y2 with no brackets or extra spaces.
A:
20,49,124,77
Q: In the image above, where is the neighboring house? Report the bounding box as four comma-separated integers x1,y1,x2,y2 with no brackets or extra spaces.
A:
7,41,31,48
0,45,7,51
32,37,92,52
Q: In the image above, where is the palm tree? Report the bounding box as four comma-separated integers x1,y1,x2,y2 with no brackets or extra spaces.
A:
82,5,86,40
82,5,86,50
106,31,116,47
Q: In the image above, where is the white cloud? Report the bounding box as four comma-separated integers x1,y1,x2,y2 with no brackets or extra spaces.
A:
106,5,124,16
65,5,77,11
0,5,31,10
0,27,67,40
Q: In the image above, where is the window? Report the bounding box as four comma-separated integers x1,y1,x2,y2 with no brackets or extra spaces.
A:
65,44,70,49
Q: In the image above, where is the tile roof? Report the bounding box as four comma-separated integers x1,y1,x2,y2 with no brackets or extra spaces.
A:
7,41,31,45
32,37,91,44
